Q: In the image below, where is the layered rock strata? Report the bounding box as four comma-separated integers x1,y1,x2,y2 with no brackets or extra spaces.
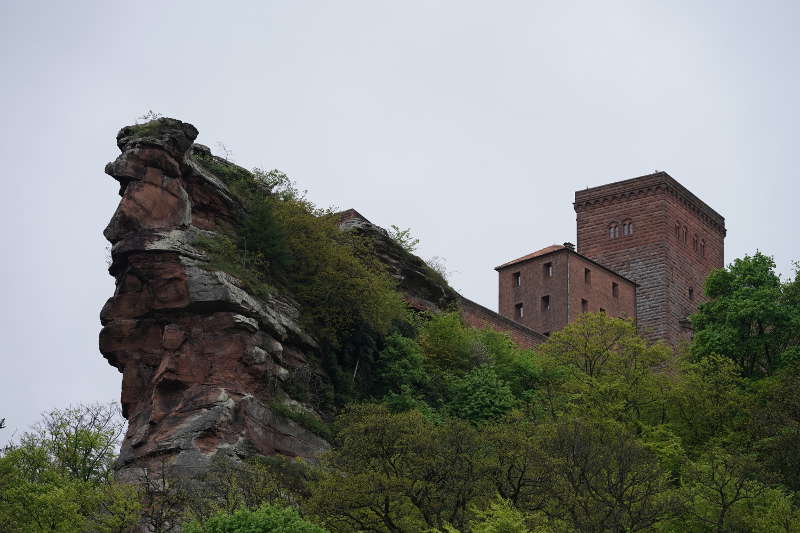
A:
100,119,328,480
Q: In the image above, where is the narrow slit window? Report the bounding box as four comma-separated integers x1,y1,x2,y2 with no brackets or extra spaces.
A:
541,295,550,312
584,268,591,285
682,226,688,244
688,287,694,301
513,272,521,287
693,235,699,252
543,262,553,278
700,240,706,258
581,299,588,313
612,282,619,298
515,303,524,318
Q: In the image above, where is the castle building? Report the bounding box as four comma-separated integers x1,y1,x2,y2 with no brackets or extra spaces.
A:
497,171,725,347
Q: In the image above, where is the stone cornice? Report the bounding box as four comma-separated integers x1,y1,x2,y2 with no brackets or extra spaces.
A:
573,172,726,237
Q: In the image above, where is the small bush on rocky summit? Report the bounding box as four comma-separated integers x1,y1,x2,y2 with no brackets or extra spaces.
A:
183,503,328,533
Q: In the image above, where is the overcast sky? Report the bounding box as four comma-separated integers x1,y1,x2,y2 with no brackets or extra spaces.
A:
1,1,798,439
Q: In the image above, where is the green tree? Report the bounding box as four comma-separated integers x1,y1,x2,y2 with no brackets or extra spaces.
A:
538,419,677,532
748,362,800,491
388,225,419,253
446,366,517,423
679,449,768,533
307,404,493,532
535,312,672,428
184,503,328,533
692,252,800,378
0,403,138,533
667,354,750,452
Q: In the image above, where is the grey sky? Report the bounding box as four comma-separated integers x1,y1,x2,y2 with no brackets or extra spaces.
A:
1,1,797,439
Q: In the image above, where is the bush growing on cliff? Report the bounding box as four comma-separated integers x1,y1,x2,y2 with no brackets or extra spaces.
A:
193,153,408,350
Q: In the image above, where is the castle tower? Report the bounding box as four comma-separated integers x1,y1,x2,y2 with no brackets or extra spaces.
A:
574,171,725,346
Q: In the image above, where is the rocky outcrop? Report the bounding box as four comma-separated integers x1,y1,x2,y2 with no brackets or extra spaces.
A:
100,119,329,480
100,118,538,482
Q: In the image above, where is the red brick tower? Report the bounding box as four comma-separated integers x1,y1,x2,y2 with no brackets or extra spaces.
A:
574,172,725,346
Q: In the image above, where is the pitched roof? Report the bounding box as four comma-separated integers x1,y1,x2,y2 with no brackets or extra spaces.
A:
495,244,565,270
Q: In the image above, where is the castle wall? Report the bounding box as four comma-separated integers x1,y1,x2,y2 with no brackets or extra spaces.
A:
565,253,636,324
459,297,547,349
498,250,569,334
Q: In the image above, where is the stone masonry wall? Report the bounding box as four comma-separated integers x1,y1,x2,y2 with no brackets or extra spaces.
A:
574,172,725,346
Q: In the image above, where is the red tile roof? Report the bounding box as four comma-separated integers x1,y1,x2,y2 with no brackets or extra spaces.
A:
495,244,565,270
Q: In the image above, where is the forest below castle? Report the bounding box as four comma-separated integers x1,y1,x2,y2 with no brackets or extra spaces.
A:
1,153,799,533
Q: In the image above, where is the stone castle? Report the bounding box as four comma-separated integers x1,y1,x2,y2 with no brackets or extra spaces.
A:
495,171,726,346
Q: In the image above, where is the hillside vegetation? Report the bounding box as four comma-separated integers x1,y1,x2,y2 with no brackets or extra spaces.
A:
2,151,799,532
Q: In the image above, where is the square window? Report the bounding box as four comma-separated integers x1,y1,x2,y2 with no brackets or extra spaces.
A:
543,262,553,278
513,272,521,287
612,282,619,298
541,295,550,312
515,303,524,318
581,299,588,313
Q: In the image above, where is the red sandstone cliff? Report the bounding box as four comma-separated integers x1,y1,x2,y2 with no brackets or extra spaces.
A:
100,119,332,480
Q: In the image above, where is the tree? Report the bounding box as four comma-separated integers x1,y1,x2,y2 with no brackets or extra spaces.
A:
538,419,677,532
535,312,672,428
446,366,517,422
184,503,328,533
0,402,136,533
680,449,768,533
692,252,800,378
388,225,419,254
306,404,493,532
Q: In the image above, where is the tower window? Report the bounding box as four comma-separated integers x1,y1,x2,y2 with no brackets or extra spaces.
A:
693,234,698,252
584,268,591,285
700,240,705,258
622,219,633,236
609,223,619,239
581,299,588,313
543,262,553,278
515,303,524,318
513,272,521,287
541,295,551,312
688,287,694,301
675,222,681,239
612,282,619,298
682,226,688,245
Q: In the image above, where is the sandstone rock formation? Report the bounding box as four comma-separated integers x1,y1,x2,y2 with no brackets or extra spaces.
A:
101,119,330,480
